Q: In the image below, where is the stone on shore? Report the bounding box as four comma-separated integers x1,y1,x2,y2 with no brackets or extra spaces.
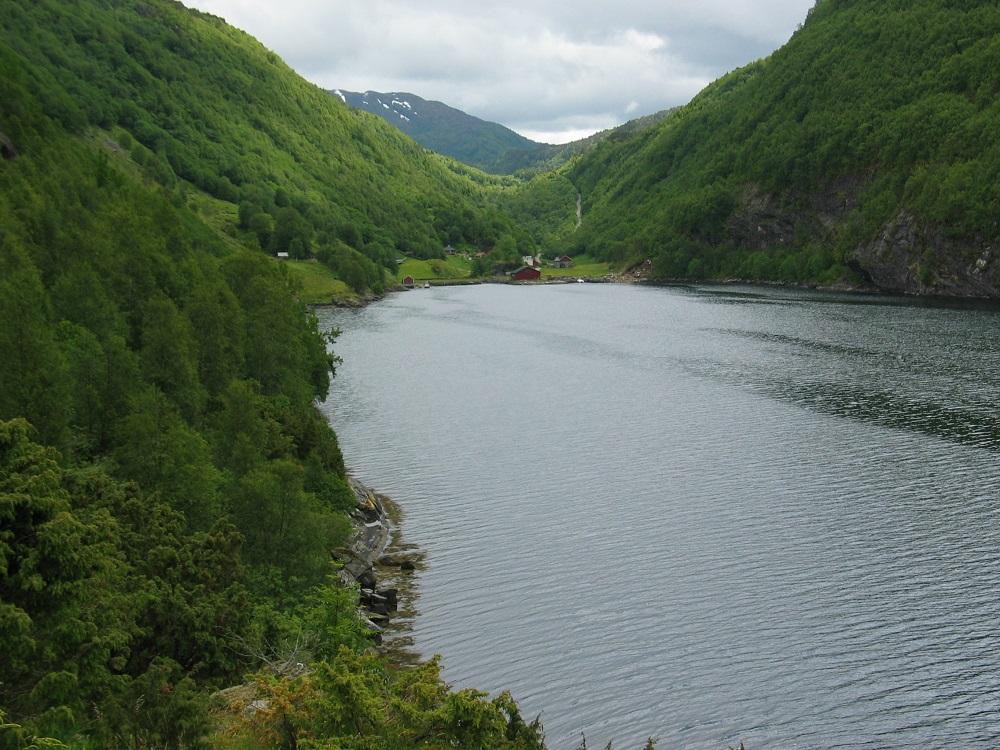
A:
377,554,418,571
378,588,399,611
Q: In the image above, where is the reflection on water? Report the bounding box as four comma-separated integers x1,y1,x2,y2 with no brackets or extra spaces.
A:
318,284,1000,750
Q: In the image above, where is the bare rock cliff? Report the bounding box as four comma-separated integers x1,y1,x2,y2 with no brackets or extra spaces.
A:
852,211,999,297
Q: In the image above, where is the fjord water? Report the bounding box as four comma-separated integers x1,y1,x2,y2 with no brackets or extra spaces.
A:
317,284,1000,749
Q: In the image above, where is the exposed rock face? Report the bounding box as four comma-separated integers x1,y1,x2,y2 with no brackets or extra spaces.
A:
728,186,801,251
852,211,999,298
334,478,391,586
0,131,17,160
729,177,868,251
728,180,999,298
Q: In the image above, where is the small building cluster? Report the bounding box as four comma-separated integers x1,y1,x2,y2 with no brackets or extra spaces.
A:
396,250,576,286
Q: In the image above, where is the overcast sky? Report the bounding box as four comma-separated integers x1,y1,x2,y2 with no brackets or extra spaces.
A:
183,0,816,143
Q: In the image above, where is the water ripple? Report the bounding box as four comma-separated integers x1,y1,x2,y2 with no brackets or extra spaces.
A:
317,284,1000,750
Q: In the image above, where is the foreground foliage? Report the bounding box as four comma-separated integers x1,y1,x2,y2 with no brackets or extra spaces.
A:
217,652,544,750
0,4,545,747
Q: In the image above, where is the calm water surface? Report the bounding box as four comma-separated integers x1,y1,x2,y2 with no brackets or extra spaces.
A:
317,284,1000,749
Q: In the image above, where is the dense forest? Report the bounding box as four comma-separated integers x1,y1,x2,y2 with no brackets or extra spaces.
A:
514,0,1000,297
0,1,549,748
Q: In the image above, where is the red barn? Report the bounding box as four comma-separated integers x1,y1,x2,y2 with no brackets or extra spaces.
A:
511,266,541,281
402,276,415,288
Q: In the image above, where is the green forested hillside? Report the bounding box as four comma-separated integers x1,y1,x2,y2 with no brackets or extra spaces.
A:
0,0,523,299
0,2,545,748
536,0,1000,296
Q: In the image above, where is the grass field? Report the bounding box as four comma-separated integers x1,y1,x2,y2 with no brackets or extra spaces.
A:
541,256,611,278
285,260,358,305
397,255,473,281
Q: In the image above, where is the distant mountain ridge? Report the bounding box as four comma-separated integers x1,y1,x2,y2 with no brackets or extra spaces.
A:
333,89,551,173
331,88,676,175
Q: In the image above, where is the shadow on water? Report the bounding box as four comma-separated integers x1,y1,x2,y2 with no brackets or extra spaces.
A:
690,326,1000,452
704,328,996,385
709,328,884,361
764,380,1000,452
677,283,1000,314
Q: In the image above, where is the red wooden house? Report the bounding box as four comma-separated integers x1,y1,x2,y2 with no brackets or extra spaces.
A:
511,266,541,281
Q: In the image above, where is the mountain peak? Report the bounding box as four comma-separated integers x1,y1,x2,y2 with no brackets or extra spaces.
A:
332,89,546,173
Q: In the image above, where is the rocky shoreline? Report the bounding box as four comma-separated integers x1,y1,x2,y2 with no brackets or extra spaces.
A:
334,477,422,649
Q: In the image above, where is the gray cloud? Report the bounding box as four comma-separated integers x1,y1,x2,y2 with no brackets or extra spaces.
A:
184,0,815,142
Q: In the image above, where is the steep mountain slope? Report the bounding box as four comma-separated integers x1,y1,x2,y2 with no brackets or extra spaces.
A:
546,0,1000,297
0,0,519,297
503,109,682,247
513,108,679,176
